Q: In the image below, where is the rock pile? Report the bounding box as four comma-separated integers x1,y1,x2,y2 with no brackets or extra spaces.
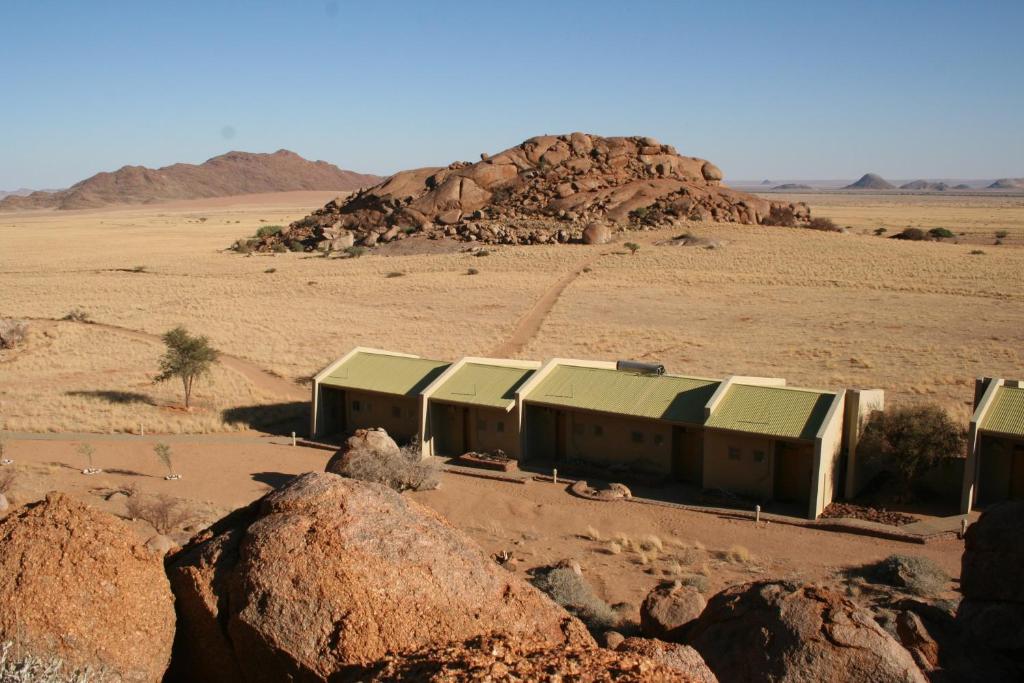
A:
250,133,813,251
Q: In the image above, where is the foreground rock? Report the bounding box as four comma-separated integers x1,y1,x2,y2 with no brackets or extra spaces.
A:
251,133,813,251
641,582,706,639
343,634,690,682
325,427,401,474
0,493,175,682
684,581,925,683
167,472,591,682
956,501,1024,681
617,637,718,682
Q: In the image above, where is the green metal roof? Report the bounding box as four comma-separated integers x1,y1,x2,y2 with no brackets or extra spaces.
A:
981,385,1024,437
524,365,719,424
430,363,536,410
706,384,836,440
321,352,450,397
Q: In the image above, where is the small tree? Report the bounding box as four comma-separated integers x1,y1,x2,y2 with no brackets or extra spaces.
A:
154,443,179,479
77,442,98,473
624,242,640,255
859,404,966,500
155,326,219,410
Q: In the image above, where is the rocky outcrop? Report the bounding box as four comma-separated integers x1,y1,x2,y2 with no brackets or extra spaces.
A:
0,493,175,682
167,472,592,682
343,634,690,682
251,133,813,250
641,582,706,639
617,637,718,682
684,581,926,683
325,427,401,475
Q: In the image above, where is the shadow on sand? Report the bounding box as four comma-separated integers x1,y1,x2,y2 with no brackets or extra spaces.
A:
65,390,156,405
221,402,308,436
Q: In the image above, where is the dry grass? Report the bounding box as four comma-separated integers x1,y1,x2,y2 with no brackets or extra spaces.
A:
583,525,602,541
2,191,1023,432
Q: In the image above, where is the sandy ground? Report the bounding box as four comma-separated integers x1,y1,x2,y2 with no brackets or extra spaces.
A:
0,434,963,619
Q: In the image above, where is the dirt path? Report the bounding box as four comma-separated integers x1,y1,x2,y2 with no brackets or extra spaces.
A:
489,252,605,357
29,318,307,401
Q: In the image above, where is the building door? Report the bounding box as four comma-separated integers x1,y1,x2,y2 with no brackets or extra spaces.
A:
672,426,702,484
555,411,567,460
1012,444,1024,500
461,407,473,454
773,441,813,504
320,388,346,437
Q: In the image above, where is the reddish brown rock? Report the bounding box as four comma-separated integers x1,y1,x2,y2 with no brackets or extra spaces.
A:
582,221,612,245
641,582,706,639
325,427,400,475
0,493,175,682
895,610,940,672
617,637,718,682
684,581,926,683
167,472,592,682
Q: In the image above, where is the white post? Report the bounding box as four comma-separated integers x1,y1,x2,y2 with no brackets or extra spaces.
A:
291,431,297,447
140,424,144,437
553,468,558,484
755,505,761,524
960,518,968,539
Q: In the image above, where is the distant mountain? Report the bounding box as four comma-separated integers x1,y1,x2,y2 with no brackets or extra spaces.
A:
843,173,895,190
988,178,1024,190
0,188,45,200
0,150,382,211
953,184,972,190
899,180,950,191
771,183,813,191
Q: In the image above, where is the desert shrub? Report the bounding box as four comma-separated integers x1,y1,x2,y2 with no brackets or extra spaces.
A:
466,268,479,275
125,490,197,535
264,268,277,274
474,249,490,257
874,227,888,235
61,309,91,323
628,206,650,221
335,445,439,492
129,265,147,273
806,216,840,232
761,205,797,227
892,228,926,241
995,230,1009,239
287,240,305,252
929,227,955,239
858,404,966,499
678,574,710,593
970,249,986,255
856,554,949,597
271,243,287,253
255,225,283,239
528,563,619,632
232,238,255,254
0,641,103,683
344,246,368,258
385,271,405,278
0,319,28,350
724,545,752,563
624,242,640,255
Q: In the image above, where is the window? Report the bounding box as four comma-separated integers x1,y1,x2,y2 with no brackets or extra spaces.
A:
728,447,741,460
753,450,765,463
352,400,361,412
631,431,644,444
496,421,505,433
594,425,603,437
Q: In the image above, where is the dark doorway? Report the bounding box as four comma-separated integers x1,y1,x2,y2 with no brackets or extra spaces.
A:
773,441,813,504
671,426,703,484
320,388,347,437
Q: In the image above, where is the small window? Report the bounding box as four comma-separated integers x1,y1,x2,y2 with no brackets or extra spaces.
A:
573,422,584,436
496,421,505,433
391,406,402,418
728,447,741,460
631,431,644,444
594,425,604,437
753,450,765,463
352,400,361,412
653,434,664,446
477,419,487,431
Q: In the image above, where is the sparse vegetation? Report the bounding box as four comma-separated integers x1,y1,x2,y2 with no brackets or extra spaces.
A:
154,326,219,410
528,563,619,632
762,205,797,227
271,243,287,253
929,227,955,239
584,525,602,541
264,268,277,274
724,544,752,563
474,250,491,257
995,230,1009,239
678,574,710,593
335,444,439,493
124,490,198,535
858,404,966,499
344,246,368,258
76,443,96,472
153,443,177,479
0,319,28,350
852,554,950,596
892,227,926,241
61,309,91,323
255,225,283,239
874,227,888,235
466,268,479,275
970,249,986,255
129,265,147,273
806,216,840,232
0,642,103,683
385,271,405,278
624,242,640,255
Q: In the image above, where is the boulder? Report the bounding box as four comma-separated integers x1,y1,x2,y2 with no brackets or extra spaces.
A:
346,633,684,682
0,493,175,682
701,162,723,183
895,610,939,671
145,533,178,556
325,427,400,475
961,500,1024,603
167,472,592,682
684,581,926,683
617,637,718,682
641,582,706,639
582,221,611,245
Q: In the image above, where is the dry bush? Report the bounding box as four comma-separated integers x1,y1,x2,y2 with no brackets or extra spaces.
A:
528,563,619,632
639,534,664,552
335,444,439,493
606,541,622,555
124,490,198,535
61,309,91,323
806,216,841,232
762,205,797,227
725,545,752,563
0,470,16,496
678,573,710,594
0,642,104,682
854,554,950,597
584,525,602,541
892,227,927,241
0,320,28,350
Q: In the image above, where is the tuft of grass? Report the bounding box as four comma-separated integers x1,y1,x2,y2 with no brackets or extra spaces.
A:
969,249,986,255
679,573,710,594
929,227,955,239
606,541,622,555
640,534,664,552
995,230,1009,239
725,545,752,563
584,525,602,542
0,641,105,682
474,250,491,257
385,271,405,278
466,268,479,275
264,268,277,274
61,308,91,323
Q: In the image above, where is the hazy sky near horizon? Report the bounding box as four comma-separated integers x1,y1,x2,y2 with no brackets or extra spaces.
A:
2,1,1022,189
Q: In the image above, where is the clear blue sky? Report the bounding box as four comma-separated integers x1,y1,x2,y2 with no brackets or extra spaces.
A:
2,1,1022,189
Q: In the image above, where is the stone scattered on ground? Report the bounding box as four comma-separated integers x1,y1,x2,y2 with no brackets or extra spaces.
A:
0,493,175,682
570,480,633,501
167,472,592,682
820,502,918,526
683,581,926,683
249,133,814,251
641,581,707,639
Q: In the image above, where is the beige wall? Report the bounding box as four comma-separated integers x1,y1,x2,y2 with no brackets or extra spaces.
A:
344,389,420,445
429,402,520,458
703,430,775,501
843,389,884,499
977,434,1024,505
813,393,846,518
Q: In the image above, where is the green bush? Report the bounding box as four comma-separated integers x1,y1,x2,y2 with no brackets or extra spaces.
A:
624,242,640,255
929,227,955,239
287,240,305,252
255,225,283,239
271,243,287,253
995,230,1009,239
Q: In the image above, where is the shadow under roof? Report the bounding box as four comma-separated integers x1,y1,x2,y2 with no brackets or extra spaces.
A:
430,362,536,410
524,364,719,424
705,384,836,441
981,385,1024,438
321,351,450,397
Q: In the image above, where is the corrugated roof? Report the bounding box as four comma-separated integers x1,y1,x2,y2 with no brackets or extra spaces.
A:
706,384,836,440
524,365,719,424
431,363,536,410
321,352,449,397
981,385,1024,437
